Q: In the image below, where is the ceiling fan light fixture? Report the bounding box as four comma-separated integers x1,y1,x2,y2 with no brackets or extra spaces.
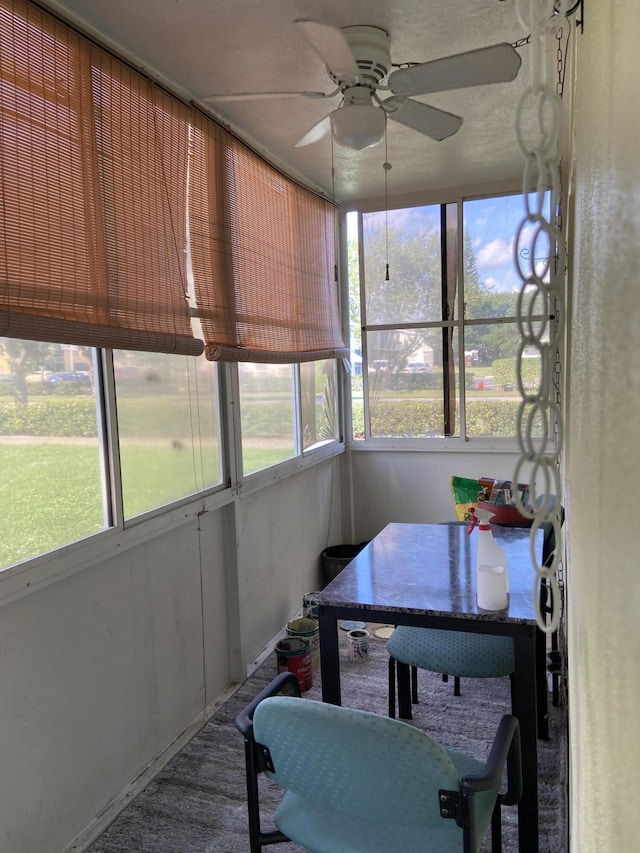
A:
331,104,385,150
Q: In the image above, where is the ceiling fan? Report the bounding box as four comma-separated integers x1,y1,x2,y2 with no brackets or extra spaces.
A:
204,21,522,151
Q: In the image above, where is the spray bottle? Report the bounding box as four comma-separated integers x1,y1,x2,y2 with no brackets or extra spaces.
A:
467,506,509,610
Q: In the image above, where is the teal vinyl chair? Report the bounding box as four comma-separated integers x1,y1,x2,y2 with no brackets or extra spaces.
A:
236,672,522,853
387,627,515,720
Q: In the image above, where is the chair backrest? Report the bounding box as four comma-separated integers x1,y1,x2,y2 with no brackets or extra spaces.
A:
253,695,460,828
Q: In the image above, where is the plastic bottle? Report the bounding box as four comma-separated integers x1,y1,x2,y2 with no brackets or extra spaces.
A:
467,506,509,610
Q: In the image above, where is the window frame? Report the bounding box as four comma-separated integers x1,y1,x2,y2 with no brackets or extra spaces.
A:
231,359,345,497
345,188,553,451
0,340,345,587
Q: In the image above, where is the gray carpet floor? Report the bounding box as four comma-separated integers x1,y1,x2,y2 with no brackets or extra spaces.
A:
87,625,567,853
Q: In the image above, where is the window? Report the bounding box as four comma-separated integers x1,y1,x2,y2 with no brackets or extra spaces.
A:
239,363,296,475
0,338,106,569
0,332,340,572
238,359,339,476
0,337,226,571
348,192,551,442
300,359,339,451
114,350,223,519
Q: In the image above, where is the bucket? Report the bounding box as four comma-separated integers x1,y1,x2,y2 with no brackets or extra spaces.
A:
287,617,320,672
320,542,370,583
275,637,312,692
346,628,369,662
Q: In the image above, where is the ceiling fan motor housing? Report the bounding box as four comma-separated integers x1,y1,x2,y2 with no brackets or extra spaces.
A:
334,25,390,88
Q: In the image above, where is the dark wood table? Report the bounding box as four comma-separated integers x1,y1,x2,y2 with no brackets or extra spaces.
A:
316,522,545,853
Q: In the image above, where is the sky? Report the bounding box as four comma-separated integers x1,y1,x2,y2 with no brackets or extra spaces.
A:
354,191,551,294
464,193,551,292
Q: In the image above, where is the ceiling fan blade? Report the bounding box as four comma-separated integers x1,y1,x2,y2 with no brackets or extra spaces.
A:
388,43,522,97
294,20,359,78
203,90,332,103
384,97,463,141
294,113,333,148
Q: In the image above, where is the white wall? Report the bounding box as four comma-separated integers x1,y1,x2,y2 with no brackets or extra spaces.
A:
349,446,525,540
0,455,345,853
567,2,640,850
0,510,229,853
235,457,347,659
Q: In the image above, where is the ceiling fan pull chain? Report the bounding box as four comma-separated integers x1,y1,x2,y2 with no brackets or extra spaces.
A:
383,133,391,281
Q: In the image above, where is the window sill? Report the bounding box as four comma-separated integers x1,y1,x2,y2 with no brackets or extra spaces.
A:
0,486,235,610
346,438,525,453
0,442,345,608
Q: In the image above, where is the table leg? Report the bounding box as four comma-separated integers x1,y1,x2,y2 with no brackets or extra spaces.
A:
319,610,341,705
512,627,539,853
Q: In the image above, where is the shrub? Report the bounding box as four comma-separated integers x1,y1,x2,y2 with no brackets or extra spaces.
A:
0,398,98,436
492,357,541,392
352,399,527,438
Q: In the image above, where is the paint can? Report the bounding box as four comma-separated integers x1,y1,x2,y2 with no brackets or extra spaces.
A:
346,629,369,662
275,637,312,692
302,592,321,619
287,617,320,672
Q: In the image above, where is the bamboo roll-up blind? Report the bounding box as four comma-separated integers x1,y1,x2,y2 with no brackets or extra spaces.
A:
190,112,347,363
0,0,202,355
1,0,346,363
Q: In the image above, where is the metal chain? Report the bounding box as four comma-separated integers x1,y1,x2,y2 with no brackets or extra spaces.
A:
513,34,533,49
552,26,568,598
513,0,569,633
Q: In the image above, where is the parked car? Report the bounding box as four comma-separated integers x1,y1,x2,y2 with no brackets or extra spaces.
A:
46,370,92,385
403,362,431,373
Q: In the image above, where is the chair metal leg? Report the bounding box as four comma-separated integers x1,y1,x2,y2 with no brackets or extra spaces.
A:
443,673,461,696
388,655,397,719
245,740,287,852
243,740,263,852
491,801,502,853
396,660,413,719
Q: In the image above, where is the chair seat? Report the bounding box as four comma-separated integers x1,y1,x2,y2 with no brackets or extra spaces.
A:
275,750,497,853
387,626,514,678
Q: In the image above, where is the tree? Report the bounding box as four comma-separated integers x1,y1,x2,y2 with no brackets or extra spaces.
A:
0,339,55,404
358,221,443,381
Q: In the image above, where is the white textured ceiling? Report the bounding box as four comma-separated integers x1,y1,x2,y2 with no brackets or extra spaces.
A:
46,0,534,204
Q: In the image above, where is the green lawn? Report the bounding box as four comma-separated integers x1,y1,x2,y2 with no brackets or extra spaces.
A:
0,444,104,568
0,441,289,570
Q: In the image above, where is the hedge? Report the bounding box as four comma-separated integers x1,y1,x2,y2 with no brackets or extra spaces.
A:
0,395,532,440
0,399,98,436
353,399,525,438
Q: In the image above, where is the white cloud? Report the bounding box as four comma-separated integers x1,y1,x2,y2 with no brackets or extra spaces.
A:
503,268,520,289
476,237,514,269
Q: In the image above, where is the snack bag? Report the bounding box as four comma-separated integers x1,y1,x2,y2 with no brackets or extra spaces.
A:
450,475,532,525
